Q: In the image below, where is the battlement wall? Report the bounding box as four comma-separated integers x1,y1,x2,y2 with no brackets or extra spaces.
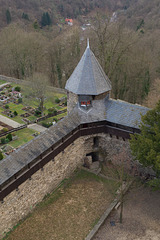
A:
0,117,135,238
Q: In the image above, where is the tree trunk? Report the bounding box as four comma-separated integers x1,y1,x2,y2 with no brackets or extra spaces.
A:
120,199,123,223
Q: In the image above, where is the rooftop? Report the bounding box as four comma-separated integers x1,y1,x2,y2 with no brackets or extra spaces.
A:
105,99,149,129
65,42,111,95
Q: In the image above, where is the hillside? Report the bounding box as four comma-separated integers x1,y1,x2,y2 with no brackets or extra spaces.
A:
0,0,160,107
119,0,160,31
0,0,130,29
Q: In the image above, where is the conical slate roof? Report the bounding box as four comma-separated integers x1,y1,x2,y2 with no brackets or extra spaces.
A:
65,42,112,95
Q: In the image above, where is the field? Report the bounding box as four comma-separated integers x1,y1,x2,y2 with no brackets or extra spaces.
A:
3,169,119,240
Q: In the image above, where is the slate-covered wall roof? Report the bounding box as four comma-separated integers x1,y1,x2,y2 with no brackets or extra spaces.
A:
105,99,149,129
0,99,150,188
65,44,111,95
0,112,81,186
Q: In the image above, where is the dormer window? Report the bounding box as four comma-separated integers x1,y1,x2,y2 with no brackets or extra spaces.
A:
81,100,91,107
79,95,92,111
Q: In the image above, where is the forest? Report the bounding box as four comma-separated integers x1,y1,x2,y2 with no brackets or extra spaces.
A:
0,0,160,106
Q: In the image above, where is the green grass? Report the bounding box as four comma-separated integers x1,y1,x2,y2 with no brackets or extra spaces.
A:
56,111,67,120
3,169,118,240
27,115,37,122
0,80,7,85
0,81,67,124
0,103,25,124
38,109,67,127
7,128,38,148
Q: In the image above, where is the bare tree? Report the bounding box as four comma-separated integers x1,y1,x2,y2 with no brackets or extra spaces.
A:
101,148,133,223
28,72,49,116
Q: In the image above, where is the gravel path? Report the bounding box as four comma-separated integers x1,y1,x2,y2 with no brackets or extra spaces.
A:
27,123,47,132
93,185,160,240
0,114,22,128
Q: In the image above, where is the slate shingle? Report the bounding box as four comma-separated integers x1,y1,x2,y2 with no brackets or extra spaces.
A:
106,99,149,129
65,45,111,95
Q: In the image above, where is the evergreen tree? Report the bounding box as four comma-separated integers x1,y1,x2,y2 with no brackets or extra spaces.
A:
6,9,11,24
41,12,52,27
22,13,29,21
46,12,51,25
130,101,160,188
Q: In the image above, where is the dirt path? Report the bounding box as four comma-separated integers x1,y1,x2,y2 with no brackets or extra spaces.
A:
93,184,160,240
0,114,22,128
27,123,46,132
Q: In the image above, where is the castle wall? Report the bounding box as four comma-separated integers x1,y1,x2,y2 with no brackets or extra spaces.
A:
0,136,93,238
0,133,138,239
67,91,78,113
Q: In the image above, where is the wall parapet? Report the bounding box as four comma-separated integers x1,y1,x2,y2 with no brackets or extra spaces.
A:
0,117,139,202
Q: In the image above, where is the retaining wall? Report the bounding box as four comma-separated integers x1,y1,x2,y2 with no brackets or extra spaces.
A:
0,75,66,94
0,136,93,238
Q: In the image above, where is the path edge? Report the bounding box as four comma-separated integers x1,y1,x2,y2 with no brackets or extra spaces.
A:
85,180,133,240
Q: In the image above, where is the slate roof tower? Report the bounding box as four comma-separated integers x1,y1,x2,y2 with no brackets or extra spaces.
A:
65,40,112,120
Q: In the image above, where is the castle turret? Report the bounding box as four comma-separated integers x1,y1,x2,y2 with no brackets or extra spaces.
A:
65,40,112,117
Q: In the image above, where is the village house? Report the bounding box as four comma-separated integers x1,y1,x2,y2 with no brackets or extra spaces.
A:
65,18,73,26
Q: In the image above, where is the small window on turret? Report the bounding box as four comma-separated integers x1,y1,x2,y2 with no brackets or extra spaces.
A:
79,95,92,111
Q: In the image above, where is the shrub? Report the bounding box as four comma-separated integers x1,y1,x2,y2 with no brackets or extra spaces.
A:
1,138,6,144
48,108,57,116
35,109,41,116
53,117,58,122
55,97,60,104
0,151,3,161
2,127,8,132
42,122,52,128
5,138,9,143
64,100,67,106
5,104,9,109
18,98,22,103
15,86,21,92
14,111,18,116
6,133,12,141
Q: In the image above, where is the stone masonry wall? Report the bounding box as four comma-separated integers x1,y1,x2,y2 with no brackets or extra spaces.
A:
0,136,93,238
95,134,149,176
0,132,146,239
67,91,78,113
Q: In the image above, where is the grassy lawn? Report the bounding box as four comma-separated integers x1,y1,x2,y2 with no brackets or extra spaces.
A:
0,103,25,124
0,128,39,149
4,169,118,240
10,128,38,148
0,82,67,124
0,80,7,85
22,85,66,111
39,110,67,127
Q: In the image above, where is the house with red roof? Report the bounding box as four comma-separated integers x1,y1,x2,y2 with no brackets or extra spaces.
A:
65,18,73,26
